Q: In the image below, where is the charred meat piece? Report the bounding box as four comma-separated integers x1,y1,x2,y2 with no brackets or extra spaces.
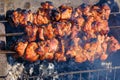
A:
100,53,108,61
59,5,73,20
12,11,20,25
36,42,46,60
101,3,111,20
75,7,83,17
38,44,54,60
41,1,54,9
44,23,54,39
82,4,92,17
33,13,38,25
66,49,77,58
107,36,120,53
75,16,85,28
24,42,39,62
48,38,59,52
66,38,82,58
55,52,66,62
55,40,66,62
36,39,58,60
11,2,120,63
83,16,95,38
25,24,38,42
92,20,109,35
26,10,33,23
15,41,28,57
20,11,28,25
51,9,61,21
75,52,87,63
44,52,54,60
54,22,71,37
36,9,49,25
38,27,44,40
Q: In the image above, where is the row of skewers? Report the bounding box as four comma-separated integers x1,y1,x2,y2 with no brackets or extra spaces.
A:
5,1,120,62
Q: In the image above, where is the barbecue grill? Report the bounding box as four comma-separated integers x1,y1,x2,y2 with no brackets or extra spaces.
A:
0,0,120,80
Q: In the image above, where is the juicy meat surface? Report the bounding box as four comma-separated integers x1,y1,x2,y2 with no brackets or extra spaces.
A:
38,27,44,40
12,2,120,63
25,25,38,42
24,42,39,62
16,41,28,57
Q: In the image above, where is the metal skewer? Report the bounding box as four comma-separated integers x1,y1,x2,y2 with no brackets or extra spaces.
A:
0,26,119,37
0,25,119,54
1,24,119,37
0,32,24,37
0,12,118,23
0,50,16,54
110,12,120,15
0,20,8,23
109,26,120,29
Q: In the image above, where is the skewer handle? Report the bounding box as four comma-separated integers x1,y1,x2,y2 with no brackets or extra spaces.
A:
0,32,24,37
0,50,16,54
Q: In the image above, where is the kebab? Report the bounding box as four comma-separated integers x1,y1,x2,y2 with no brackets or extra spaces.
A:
6,2,120,63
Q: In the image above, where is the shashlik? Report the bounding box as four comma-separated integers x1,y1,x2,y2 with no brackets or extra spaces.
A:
10,2,120,63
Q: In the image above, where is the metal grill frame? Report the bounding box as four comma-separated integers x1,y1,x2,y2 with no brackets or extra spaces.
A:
20,66,120,80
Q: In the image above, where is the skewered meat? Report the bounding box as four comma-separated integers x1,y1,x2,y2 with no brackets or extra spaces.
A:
55,52,66,62
82,5,92,17
66,49,76,58
11,1,54,26
48,38,59,52
36,42,46,60
36,9,49,25
15,41,28,57
38,27,44,40
100,53,108,61
19,11,28,25
25,24,38,42
44,52,54,60
41,1,54,9
66,37,81,57
59,5,73,20
44,23,54,39
26,10,33,23
70,24,80,39
91,6,102,21
54,22,63,36
36,1,54,24
75,7,83,16
101,3,111,20
83,16,94,31
36,38,58,60
24,42,39,62
12,11,19,26
107,36,120,53
39,45,54,60
75,52,87,63
51,9,61,21
54,21,72,37
33,13,38,25
75,16,85,28
55,40,66,62
93,20,109,35
11,2,120,63
36,47,44,59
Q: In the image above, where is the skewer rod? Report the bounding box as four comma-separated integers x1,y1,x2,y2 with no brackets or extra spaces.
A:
0,26,119,37
0,50,16,54
0,32,24,37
